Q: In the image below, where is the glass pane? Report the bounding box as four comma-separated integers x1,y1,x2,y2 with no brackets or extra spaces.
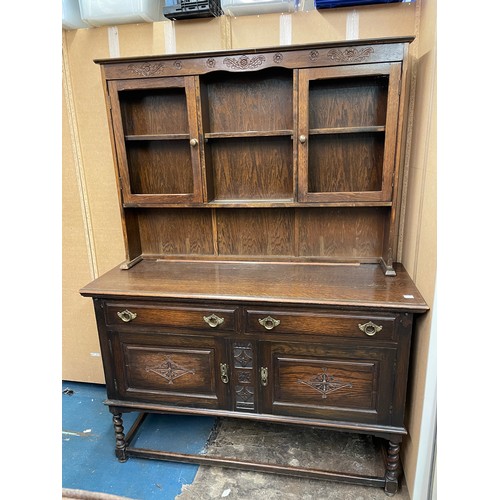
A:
309,76,388,129
308,133,384,193
127,140,194,195
119,88,189,136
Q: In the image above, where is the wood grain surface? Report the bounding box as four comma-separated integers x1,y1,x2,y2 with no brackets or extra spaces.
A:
80,260,427,311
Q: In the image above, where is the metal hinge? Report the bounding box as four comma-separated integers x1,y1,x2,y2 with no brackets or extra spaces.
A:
106,93,112,110
113,378,118,392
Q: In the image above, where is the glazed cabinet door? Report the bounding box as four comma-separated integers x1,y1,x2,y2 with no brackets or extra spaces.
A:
259,340,397,425
107,76,204,205
297,63,402,203
109,330,229,409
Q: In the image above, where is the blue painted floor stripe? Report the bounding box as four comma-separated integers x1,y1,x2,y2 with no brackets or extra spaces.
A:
62,381,215,499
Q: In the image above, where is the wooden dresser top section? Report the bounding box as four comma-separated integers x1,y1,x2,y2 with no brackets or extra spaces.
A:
95,37,414,79
80,260,428,312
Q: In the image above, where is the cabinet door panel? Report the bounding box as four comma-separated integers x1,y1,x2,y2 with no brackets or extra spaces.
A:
111,331,228,409
297,63,401,203
108,77,204,204
260,341,396,425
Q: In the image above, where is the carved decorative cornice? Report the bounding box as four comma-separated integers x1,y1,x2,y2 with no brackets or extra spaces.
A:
223,55,266,70
327,47,374,63
127,63,164,77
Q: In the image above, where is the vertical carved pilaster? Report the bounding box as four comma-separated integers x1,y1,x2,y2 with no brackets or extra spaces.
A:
232,342,255,411
112,413,127,462
384,440,401,496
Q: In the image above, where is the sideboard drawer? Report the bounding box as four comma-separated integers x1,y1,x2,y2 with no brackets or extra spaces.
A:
104,301,236,332
245,308,396,340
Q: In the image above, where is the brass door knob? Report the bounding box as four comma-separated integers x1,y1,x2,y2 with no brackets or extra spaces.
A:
299,135,307,143
190,138,198,147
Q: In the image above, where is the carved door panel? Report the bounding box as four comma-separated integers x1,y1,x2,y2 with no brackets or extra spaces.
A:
259,341,397,425
110,331,229,409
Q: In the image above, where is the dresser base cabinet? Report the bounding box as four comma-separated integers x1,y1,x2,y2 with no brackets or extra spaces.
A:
81,260,427,497
80,39,428,496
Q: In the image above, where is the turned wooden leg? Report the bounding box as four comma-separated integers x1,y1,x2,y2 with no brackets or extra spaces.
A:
384,440,401,496
112,413,128,462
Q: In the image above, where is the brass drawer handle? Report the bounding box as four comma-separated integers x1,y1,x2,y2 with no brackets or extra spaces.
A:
358,321,383,336
258,316,280,330
220,363,229,384
117,309,137,323
203,314,225,328
260,367,268,387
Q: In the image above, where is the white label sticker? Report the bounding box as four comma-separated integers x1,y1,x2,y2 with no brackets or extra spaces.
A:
403,294,414,299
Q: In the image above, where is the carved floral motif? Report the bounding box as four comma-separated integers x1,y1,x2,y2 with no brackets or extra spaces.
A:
298,368,353,399
309,50,319,61
206,58,216,68
173,60,182,70
223,55,266,70
327,47,374,63
127,63,164,77
273,53,283,64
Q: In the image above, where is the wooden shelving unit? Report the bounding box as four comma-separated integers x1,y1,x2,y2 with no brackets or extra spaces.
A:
81,38,428,496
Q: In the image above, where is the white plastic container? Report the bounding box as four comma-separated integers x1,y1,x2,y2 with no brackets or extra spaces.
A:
221,0,297,16
63,0,91,29
78,0,164,27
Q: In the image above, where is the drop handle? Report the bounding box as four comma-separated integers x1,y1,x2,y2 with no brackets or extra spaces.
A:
116,309,137,322
190,138,198,147
358,321,383,336
220,363,229,384
260,367,268,387
258,316,280,330
299,135,307,144
203,314,225,328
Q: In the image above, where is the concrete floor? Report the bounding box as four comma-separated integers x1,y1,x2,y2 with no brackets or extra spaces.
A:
177,419,410,500
62,382,410,499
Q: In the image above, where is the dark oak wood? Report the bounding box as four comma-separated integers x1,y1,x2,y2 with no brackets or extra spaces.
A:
80,260,427,311
82,39,427,496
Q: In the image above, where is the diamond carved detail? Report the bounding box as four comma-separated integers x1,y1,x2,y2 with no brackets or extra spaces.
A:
233,343,253,368
146,356,195,384
236,385,254,403
297,368,353,399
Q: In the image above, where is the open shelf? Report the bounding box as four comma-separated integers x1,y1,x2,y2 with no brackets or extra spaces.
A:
309,126,385,135
125,134,191,141
308,133,385,194
206,136,294,202
201,67,293,136
205,130,293,139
